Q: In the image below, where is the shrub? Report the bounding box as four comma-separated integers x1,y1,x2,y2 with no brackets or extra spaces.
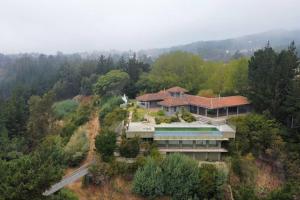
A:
85,162,112,186
99,96,123,120
50,188,79,200
157,110,165,116
70,104,92,126
181,110,196,122
132,153,226,200
64,127,89,167
119,137,140,158
61,122,77,141
103,108,127,128
110,160,138,177
52,99,79,119
132,158,164,199
95,129,116,162
161,153,199,200
155,115,179,124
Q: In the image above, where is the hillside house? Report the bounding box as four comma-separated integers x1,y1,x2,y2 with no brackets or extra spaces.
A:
136,86,250,117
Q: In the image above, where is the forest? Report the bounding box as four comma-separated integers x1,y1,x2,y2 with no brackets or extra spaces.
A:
0,42,299,200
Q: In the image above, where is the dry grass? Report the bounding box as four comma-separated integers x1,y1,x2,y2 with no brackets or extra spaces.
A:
255,160,282,197
67,177,145,200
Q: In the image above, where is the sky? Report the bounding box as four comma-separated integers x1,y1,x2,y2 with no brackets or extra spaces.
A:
0,0,300,54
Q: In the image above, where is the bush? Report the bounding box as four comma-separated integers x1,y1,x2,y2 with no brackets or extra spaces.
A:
155,115,180,124
103,108,127,128
132,153,227,200
181,110,196,122
85,162,112,186
52,99,79,119
110,160,138,177
161,153,199,200
95,129,116,162
119,137,140,158
50,188,79,200
64,127,89,167
61,122,77,141
157,110,165,116
132,158,164,199
99,96,123,120
70,104,92,126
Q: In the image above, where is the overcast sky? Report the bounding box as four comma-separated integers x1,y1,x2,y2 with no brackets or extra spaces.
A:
0,0,300,54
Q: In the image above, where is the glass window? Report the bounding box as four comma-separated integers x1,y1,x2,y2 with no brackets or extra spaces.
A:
208,140,217,147
196,140,206,147
168,140,180,147
182,140,193,148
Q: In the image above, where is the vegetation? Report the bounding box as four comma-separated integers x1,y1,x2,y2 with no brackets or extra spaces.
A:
93,70,129,97
133,153,226,200
64,126,89,167
0,42,299,200
155,115,180,124
52,99,79,119
138,51,249,95
95,129,117,162
132,158,164,199
181,109,196,122
119,137,140,158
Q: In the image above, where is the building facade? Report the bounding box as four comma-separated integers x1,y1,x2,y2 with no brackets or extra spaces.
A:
136,86,251,118
126,122,235,161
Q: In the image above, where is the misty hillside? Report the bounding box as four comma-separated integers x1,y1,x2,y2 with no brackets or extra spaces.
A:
139,29,300,61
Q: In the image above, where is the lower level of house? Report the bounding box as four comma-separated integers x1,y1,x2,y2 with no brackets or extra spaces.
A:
126,122,235,161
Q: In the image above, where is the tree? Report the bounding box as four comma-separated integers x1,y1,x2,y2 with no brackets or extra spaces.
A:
248,43,298,122
229,114,284,158
0,136,64,200
53,63,81,99
144,51,205,93
119,137,140,158
27,91,55,148
4,87,28,138
161,153,199,200
132,158,164,199
80,74,98,95
197,164,227,200
198,89,216,97
95,129,116,162
93,70,129,97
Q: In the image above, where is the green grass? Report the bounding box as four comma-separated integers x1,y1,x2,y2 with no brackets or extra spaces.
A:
155,127,218,132
52,99,79,119
64,126,89,166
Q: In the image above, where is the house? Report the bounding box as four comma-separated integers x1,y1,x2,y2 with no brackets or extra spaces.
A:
136,86,250,118
126,122,235,161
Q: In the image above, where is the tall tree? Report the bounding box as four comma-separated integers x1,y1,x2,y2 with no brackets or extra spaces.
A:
26,91,55,148
93,70,129,97
248,42,298,122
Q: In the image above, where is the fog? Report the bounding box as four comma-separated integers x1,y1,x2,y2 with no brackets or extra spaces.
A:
0,0,300,54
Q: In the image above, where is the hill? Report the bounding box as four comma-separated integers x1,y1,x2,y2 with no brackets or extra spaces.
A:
138,29,300,61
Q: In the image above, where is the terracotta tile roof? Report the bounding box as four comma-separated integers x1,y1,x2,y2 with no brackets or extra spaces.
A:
136,87,250,109
157,95,249,109
136,90,169,101
166,86,188,93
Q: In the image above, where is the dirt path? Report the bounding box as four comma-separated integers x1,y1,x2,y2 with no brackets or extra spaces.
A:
85,112,99,164
64,111,100,177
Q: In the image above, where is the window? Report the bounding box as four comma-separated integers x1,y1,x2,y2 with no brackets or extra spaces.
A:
208,140,217,147
157,140,166,147
182,140,193,148
168,140,180,147
196,140,206,147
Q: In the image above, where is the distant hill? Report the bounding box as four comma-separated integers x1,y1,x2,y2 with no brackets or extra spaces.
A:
138,29,300,61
